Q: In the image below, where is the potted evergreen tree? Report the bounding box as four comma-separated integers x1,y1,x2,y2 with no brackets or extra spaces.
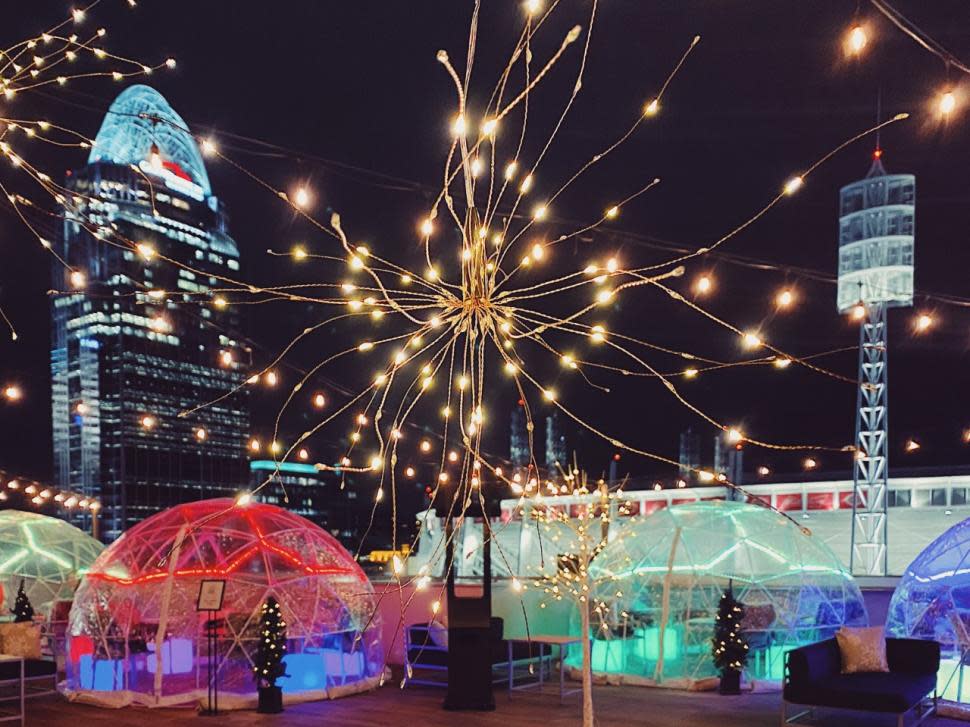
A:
712,582,748,695
253,596,287,713
12,580,33,623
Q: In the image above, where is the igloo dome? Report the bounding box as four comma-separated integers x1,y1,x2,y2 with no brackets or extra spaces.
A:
887,516,970,703
0,510,103,619
64,499,384,708
573,500,867,687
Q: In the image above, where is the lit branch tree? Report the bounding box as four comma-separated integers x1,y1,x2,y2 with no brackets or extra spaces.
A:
525,469,630,727
712,582,747,694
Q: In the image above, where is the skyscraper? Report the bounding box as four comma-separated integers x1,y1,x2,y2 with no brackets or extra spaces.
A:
51,85,249,541
509,404,529,468
544,411,567,471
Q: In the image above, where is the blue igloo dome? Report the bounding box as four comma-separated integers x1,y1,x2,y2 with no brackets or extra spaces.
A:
887,516,970,702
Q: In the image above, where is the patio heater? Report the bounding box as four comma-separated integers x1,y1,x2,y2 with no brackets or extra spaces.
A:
443,496,495,711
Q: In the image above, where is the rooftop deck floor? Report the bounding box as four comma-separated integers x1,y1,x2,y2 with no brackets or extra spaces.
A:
27,685,964,726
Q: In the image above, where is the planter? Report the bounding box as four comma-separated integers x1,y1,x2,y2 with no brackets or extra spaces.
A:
718,670,741,695
257,685,283,713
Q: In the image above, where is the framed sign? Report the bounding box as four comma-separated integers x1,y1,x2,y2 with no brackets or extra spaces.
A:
197,579,226,611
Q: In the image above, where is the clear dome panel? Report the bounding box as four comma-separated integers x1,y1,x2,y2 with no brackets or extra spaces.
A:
887,516,970,703
64,499,383,708
571,501,867,687
0,510,103,619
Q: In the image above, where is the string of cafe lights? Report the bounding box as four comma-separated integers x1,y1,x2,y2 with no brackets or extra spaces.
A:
0,3,965,688
844,0,969,116
154,0,925,618
0,2,965,640
0,469,100,513
0,1,922,541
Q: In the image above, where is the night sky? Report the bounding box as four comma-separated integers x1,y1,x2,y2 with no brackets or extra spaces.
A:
1,1,969,487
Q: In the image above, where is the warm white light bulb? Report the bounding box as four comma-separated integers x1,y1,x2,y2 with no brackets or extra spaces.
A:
940,90,957,116
847,25,867,55
784,176,804,195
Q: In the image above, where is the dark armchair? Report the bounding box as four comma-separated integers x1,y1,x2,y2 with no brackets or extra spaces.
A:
783,637,939,727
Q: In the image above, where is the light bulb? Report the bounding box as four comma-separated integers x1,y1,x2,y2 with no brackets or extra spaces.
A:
784,176,804,195
741,331,763,349
940,90,957,116
294,187,310,208
847,25,867,55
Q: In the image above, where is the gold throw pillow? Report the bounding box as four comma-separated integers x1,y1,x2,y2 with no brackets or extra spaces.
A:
835,625,889,674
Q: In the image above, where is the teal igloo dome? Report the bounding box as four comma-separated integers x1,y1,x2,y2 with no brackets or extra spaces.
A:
574,500,867,687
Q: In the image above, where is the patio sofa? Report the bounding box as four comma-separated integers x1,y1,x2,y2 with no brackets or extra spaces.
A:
782,637,939,727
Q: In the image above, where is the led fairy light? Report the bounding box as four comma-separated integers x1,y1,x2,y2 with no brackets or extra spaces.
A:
0,3,178,337
24,4,933,661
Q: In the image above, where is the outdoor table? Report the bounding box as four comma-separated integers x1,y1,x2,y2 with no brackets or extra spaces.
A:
0,656,24,726
506,635,583,704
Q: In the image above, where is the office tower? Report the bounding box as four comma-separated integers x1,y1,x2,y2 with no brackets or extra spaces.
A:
51,85,249,540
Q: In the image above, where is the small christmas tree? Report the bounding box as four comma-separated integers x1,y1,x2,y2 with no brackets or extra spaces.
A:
12,580,33,623
253,596,287,688
712,582,747,693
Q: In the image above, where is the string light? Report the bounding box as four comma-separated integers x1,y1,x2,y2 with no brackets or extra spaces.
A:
939,90,957,116
3,386,22,402
915,313,934,332
124,7,916,644
783,176,804,195
741,331,763,349
846,25,868,56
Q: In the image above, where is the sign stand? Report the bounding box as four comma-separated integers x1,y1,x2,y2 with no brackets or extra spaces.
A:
197,579,226,717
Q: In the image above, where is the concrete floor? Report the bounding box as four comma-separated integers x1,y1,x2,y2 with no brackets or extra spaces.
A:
26,686,967,727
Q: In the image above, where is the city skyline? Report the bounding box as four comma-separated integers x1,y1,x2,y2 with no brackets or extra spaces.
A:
0,1,968,493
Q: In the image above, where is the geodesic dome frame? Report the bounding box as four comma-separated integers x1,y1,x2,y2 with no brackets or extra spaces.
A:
0,510,103,619
887,515,970,703
573,500,867,687
64,499,383,709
